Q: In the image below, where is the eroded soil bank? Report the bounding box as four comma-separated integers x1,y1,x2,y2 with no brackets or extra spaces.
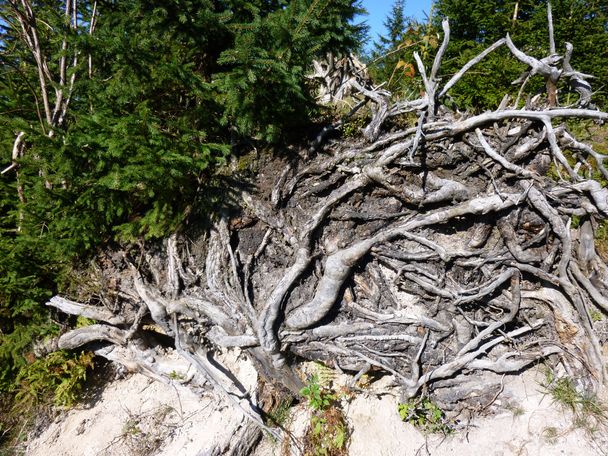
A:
24,354,608,456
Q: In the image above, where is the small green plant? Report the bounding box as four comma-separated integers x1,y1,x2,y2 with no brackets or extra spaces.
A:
546,376,580,411
308,408,348,456
314,362,337,387
300,374,336,411
590,310,604,322
300,373,348,456
303,408,348,456
398,397,452,434
266,398,293,427
341,116,367,138
168,370,185,381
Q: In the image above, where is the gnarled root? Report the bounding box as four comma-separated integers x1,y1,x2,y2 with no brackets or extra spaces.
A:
40,18,608,440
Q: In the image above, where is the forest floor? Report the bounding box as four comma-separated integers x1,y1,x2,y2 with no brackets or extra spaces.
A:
22,351,608,456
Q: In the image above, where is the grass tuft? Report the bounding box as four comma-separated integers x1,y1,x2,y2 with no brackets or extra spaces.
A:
541,368,608,435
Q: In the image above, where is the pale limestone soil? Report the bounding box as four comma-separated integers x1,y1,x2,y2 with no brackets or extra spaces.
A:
26,357,607,456
258,367,608,456
25,349,257,456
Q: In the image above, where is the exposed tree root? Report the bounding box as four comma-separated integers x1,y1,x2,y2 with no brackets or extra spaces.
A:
40,15,608,442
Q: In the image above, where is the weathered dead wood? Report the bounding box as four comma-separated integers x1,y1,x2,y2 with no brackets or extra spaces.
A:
47,296,131,326
59,324,128,350
41,15,608,442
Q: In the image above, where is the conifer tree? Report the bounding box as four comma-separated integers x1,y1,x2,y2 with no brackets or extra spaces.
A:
369,1,436,98
433,0,608,108
0,0,367,395
375,0,408,53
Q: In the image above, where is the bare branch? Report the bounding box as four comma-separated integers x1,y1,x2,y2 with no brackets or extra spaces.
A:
547,2,556,55
46,296,131,325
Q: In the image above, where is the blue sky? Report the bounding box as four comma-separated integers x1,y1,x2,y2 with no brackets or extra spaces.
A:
359,0,433,48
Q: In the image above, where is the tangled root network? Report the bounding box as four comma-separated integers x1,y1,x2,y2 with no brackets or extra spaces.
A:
42,18,608,439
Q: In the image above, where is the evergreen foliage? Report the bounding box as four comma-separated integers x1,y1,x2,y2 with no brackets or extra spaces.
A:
433,0,608,109
368,1,437,99
0,0,366,406
373,0,408,55
369,0,608,109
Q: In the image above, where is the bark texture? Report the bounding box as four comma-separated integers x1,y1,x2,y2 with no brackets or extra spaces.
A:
40,17,608,440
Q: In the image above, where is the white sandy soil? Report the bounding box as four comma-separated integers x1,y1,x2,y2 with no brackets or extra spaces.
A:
26,356,607,456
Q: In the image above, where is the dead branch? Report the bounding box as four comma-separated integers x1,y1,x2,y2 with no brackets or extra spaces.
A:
41,16,608,442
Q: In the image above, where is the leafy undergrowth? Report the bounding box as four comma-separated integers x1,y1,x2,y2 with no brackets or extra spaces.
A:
302,407,348,456
300,374,349,456
398,397,454,435
14,351,94,409
0,351,94,454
